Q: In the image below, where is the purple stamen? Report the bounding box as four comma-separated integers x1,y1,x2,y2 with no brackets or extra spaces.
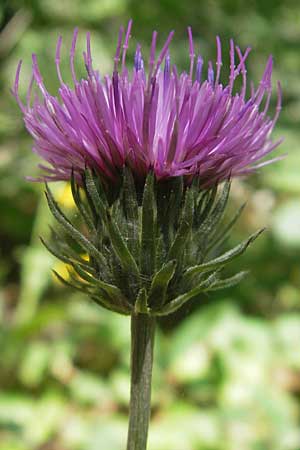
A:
114,26,124,71
85,32,93,75
208,61,214,85
55,36,64,85
196,55,203,83
164,51,171,87
70,28,79,84
187,26,195,79
215,36,222,86
122,19,133,70
254,56,273,106
134,44,142,71
229,39,235,92
32,54,47,96
235,46,248,99
153,31,175,77
148,31,158,77
12,60,25,112
235,46,251,77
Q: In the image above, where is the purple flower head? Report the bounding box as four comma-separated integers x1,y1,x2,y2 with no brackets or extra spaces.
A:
13,21,282,187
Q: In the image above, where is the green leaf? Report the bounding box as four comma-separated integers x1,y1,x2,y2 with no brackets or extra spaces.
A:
206,202,246,253
148,260,177,308
155,234,166,271
208,270,249,291
111,198,128,235
166,176,184,233
84,168,107,218
134,287,149,313
194,184,218,227
40,236,96,276
70,170,96,233
52,269,92,295
207,180,231,230
156,176,184,245
167,188,194,261
184,228,264,281
40,236,73,265
54,266,129,315
70,261,131,312
156,271,220,316
140,172,156,278
49,225,111,278
196,180,230,241
122,168,139,222
45,184,105,264
90,295,131,315
121,168,140,259
105,209,140,279
85,169,140,280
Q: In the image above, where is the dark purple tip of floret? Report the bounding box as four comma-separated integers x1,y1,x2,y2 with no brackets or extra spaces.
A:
215,36,222,86
229,39,235,93
70,27,79,84
55,35,64,85
208,61,214,85
187,26,195,79
114,25,124,71
83,32,93,76
134,44,143,71
149,30,158,77
12,60,25,112
196,55,203,83
122,19,133,70
153,30,175,78
164,51,171,88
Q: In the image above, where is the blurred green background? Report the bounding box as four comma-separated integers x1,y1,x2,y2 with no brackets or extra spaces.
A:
1,0,300,449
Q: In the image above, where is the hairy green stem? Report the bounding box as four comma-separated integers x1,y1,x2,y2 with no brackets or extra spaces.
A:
126,313,156,450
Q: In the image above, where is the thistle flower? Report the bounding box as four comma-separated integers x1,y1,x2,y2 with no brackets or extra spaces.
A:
14,22,283,450
13,21,282,187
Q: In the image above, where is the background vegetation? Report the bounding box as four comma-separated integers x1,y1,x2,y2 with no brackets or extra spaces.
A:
1,0,300,449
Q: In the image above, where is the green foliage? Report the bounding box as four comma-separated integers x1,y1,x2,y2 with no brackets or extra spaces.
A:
1,300,300,450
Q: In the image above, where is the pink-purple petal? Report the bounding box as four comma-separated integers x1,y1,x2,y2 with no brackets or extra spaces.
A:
13,23,282,187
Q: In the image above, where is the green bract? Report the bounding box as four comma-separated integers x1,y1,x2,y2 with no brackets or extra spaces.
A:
43,169,263,316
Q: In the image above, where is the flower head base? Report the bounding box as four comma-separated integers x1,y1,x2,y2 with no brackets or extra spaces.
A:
13,21,282,188
44,168,263,316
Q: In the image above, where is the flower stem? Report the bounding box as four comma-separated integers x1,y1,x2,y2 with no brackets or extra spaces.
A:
126,313,156,450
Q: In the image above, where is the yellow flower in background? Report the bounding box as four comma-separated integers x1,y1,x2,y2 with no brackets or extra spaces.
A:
52,260,70,284
56,182,75,209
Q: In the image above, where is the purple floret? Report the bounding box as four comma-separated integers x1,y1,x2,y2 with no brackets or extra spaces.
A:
13,20,283,187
